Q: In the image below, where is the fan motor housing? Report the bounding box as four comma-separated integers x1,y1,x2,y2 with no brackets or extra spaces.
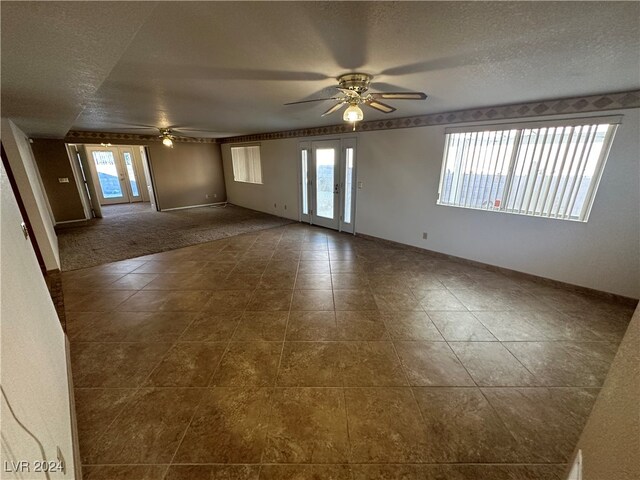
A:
337,73,372,94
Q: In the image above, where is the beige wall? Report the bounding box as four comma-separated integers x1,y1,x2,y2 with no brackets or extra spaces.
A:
31,139,86,222
146,141,226,210
568,307,639,479
0,162,77,479
66,136,226,210
1,118,60,270
222,108,640,298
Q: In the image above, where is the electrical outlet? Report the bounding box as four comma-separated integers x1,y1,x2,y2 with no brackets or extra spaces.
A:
58,177,69,183
213,193,217,198
205,194,210,199
422,232,428,240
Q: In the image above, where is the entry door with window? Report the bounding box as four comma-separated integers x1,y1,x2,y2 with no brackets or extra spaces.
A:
86,146,142,205
300,138,357,233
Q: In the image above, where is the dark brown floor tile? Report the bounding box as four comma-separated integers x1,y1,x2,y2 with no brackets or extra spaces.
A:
179,312,242,341
345,387,429,463
449,342,538,386
74,388,137,462
247,289,293,311
483,387,599,462
277,342,342,386
413,387,519,462
211,342,282,386
231,259,269,275
330,260,365,273
71,342,172,387
422,464,565,480
373,289,422,311
298,260,330,274
142,273,220,290
351,465,423,480
220,273,262,290
145,342,227,387
291,289,334,311
428,311,496,341
200,261,238,275
286,311,338,340
174,387,272,463
473,310,551,341
382,311,444,341
259,465,353,480
504,341,616,386
417,289,467,311
394,341,474,386
102,273,158,290
333,289,378,311
295,273,332,289
331,273,369,289
133,260,206,274
69,311,196,343
335,311,389,340
301,250,329,261
65,289,136,312
61,272,125,291
165,465,260,480
263,387,349,463
82,465,168,480
86,387,204,464
264,260,299,275
204,290,252,312
118,290,212,312
340,342,406,386
563,309,633,342
233,311,288,341
258,272,297,289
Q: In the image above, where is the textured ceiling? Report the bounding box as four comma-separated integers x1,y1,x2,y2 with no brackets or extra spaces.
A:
2,1,639,138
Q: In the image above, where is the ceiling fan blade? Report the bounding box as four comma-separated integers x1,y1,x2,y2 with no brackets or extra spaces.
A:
284,97,337,105
365,100,396,114
371,92,427,100
321,102,346,117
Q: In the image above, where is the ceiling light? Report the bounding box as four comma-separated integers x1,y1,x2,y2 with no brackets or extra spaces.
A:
343,103,363,123
162,135,173,147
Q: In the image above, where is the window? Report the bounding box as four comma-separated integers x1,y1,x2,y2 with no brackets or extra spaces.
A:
231,145,262,184
437,117,620,222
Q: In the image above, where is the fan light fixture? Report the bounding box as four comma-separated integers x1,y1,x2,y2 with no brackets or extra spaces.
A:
343,103,364,123
160,130,174,147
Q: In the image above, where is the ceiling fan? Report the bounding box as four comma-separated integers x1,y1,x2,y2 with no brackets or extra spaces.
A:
285,73,427,125
88,124,215,147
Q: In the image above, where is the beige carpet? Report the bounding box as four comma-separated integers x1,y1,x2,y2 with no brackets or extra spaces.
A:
57,203,293,271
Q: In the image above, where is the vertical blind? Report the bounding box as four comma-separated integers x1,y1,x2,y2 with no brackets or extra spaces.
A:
437,118,619,221
231,145,262,184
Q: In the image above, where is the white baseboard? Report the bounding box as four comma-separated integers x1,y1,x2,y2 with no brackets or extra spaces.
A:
55,218,87,226
160,201,226,211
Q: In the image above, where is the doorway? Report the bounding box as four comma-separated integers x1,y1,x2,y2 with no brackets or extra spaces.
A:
299,138,357,233
84,145,143,205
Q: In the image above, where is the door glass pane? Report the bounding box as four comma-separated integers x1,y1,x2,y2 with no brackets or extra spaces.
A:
92,151,123,199
316,148,335,219
301,149,309,215
123,152,139,197
344,147,354,224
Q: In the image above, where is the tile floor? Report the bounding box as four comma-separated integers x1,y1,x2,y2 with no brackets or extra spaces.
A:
62,224,636,480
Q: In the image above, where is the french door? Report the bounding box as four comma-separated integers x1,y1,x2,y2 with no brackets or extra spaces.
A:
300,138,357,233
85,146,143,205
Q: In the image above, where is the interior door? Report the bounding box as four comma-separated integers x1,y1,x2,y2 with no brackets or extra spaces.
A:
300,139,357,232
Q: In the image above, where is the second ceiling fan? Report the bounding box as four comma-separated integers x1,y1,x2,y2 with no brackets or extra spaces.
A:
285,73,427,124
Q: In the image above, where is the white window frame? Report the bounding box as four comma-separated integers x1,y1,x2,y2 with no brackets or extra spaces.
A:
436,115,621,222
230,144,263,184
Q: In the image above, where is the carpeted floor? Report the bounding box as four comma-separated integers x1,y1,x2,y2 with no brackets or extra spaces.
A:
56,203,294,271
